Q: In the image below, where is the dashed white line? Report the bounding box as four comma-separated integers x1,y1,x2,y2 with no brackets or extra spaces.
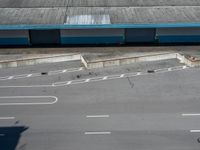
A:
8,76,13,79
103,76,108,80
67,81,72,85
0,117,15,120
85,79,90,82
190,130,200,133
183,65,187,69
62,70,67,73
85,132,111,135
27,74,32,77
79,67,83,71
86,115,110,118
182,114,200,116
137,72,141,75
168,68,172,71
120,74,125,78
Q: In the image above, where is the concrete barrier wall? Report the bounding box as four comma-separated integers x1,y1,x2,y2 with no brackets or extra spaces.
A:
0,53,81,69
82,52,178,69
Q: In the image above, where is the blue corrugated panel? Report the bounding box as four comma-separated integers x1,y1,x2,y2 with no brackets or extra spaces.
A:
61,36,124,44
0,38,30,45
1,23,200,30
158,35,200,43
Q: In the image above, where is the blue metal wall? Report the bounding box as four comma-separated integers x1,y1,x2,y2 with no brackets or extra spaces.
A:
0,24,200,45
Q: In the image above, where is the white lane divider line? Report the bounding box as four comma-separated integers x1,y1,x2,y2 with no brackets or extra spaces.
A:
0,117,15,120
79,67,83,71
190,130,200,133
183,65,187,69
182,114,200,116
85,79,90,82
86,115,110,118
27,74,32,77
62,70,67,73
103,76,108,80
120,74,125,78
0,96,58,106
0,134,5,136
67,81,72,85
168,68,172,71
85,132,111,135
137,72,141,75
8,76,13,80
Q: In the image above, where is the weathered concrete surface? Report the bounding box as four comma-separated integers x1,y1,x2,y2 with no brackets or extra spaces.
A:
0,53,80,68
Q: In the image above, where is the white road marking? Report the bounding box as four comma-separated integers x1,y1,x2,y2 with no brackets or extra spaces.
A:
0,85,52,88
182,114,200,116
120,74,125,78
85,132,111,135
86,115,110,118
168,68,172,71
103,76,108,80
62,70,67,73
67,81,72,85
8,76,13,79
0,65,189,88
0,117,15,120
190,130,200,133
0,96,58,105
0,134,5,136
183,65,187,69
0,67,83,81
85,79,90,82
27,74,32,77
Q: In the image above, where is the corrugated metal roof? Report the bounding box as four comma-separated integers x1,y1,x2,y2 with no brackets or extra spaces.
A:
65,15,111,24
0,0,200,26
1,0,200,8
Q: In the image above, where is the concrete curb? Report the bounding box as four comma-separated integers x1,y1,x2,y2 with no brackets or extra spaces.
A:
81,52,200,69
0,53,81,69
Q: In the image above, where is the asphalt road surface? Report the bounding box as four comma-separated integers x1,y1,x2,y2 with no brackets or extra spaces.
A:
0,60,200,150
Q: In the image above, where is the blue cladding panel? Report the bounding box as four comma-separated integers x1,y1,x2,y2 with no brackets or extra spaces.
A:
0,38,30,45
61,36,124,44
158,35,200,43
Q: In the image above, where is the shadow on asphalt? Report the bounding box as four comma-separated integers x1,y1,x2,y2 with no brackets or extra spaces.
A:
0,126,28,150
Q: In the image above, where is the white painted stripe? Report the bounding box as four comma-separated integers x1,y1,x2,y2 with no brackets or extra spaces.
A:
67,81,72,85
0,117,15,120
85,79,90,82
183,65,187,69
168,68,172,71
137,72,141,75
62,70,67,73
8,76,13,79
0,96,58,106
27,74,32,77
85,132,111,135
182,114,200,116
86,115,110,118
0,134,5,136
103,76,108,80
0,85,52,88
79,67,83,71
190,130,200,133
120,74,125,78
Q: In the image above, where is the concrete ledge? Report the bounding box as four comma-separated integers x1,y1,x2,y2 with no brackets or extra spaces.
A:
0,53,81,69
176,53,200,67
81,52,178,69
